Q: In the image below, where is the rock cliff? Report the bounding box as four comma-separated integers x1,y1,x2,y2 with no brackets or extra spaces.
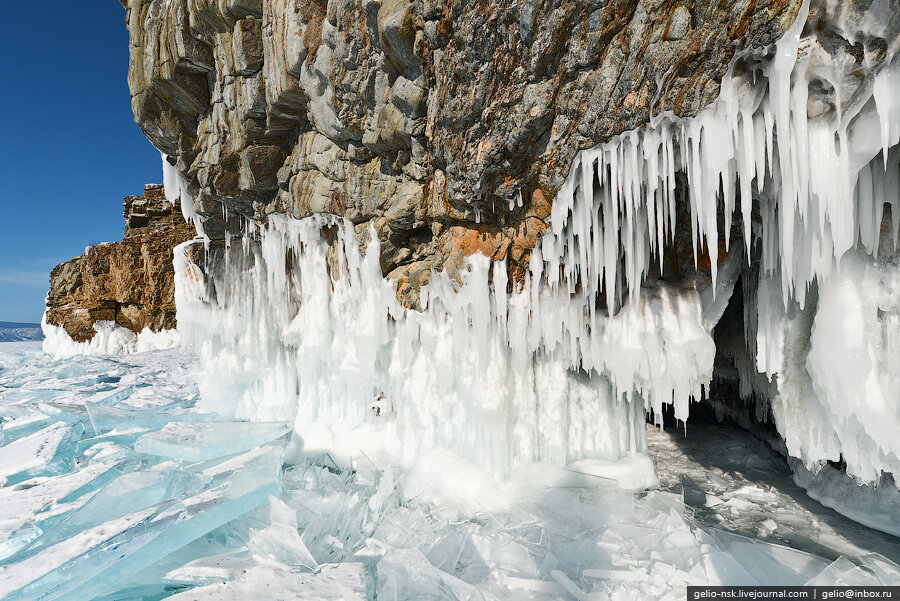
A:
123,0,803,302
45,184,195,341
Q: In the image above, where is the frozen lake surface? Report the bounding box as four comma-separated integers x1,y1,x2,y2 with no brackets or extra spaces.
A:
0,343,897,600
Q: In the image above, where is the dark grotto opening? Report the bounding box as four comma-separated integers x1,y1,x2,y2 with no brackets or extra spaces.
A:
643,261,900,566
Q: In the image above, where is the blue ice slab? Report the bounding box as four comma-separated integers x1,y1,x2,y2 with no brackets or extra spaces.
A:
73,432,154,458
0,389,68,405
0,524,41,562
37,401,90,425
5,468,209,565
134,421,291,462
86,386,134,406
126,537,256,589
1,422,85,485
0,412,54,445
85,401,217,436
3,447,283,601
91,583,183,601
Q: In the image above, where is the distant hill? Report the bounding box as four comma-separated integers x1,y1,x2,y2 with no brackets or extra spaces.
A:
0,321,44,342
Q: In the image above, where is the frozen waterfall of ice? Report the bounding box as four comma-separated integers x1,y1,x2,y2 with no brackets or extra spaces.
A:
172,216,693,478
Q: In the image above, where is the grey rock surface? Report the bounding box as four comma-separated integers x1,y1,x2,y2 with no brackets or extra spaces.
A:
122,0,805,303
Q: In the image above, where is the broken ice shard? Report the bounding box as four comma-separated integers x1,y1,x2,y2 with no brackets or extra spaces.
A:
134,421,291,462
0,422,80,483
0,446,282,601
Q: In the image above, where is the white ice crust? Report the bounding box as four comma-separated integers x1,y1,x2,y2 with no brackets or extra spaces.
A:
42,317,180,357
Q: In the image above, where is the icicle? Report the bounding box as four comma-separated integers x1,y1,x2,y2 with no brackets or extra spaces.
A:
162,152,207,240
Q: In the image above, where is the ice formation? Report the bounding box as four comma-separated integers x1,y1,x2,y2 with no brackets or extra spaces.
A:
792,459,900,538
42,318,180,357
162,152,205,239
170,0,900,491
173,216,705,477
15,2,900,596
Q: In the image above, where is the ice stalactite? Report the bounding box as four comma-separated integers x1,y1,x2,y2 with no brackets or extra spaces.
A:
545,0,900,488
174,215,709,478
175,1,900,486
162,152,205,240
550,0,899,314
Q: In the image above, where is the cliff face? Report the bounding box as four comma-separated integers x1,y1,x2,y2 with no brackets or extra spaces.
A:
123,0,801,301
46,185,195,341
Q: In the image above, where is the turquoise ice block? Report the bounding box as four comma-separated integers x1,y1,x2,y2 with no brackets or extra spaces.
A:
2,446,283,601
134,421,291,462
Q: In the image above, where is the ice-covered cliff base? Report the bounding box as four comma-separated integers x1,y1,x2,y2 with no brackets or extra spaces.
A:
1,345,898,600
42,319,181,357
172,0,900,521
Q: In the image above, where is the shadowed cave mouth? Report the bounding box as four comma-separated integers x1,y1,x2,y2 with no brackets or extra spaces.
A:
644,228,899,529
652,270,785,440
638,242,900,558
604,132,900,534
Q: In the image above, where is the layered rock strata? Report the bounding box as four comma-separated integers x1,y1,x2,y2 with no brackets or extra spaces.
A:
124,0,804,301
46,184,195,341
119,0,900,531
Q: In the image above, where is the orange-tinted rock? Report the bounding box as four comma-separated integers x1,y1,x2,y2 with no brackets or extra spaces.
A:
121,0,803,304
46,185,196,342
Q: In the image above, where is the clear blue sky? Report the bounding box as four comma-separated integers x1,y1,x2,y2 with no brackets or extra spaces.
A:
0,3,161,323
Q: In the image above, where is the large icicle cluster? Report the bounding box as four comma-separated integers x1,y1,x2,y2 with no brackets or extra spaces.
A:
550,1,899,312
537,0,900,488
174,214,715,478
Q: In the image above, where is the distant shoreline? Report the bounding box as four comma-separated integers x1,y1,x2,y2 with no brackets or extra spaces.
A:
0,341,43,351
0,321,41,329
0,321,44,342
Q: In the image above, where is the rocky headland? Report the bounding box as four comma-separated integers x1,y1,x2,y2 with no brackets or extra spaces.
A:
45,184,195,341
